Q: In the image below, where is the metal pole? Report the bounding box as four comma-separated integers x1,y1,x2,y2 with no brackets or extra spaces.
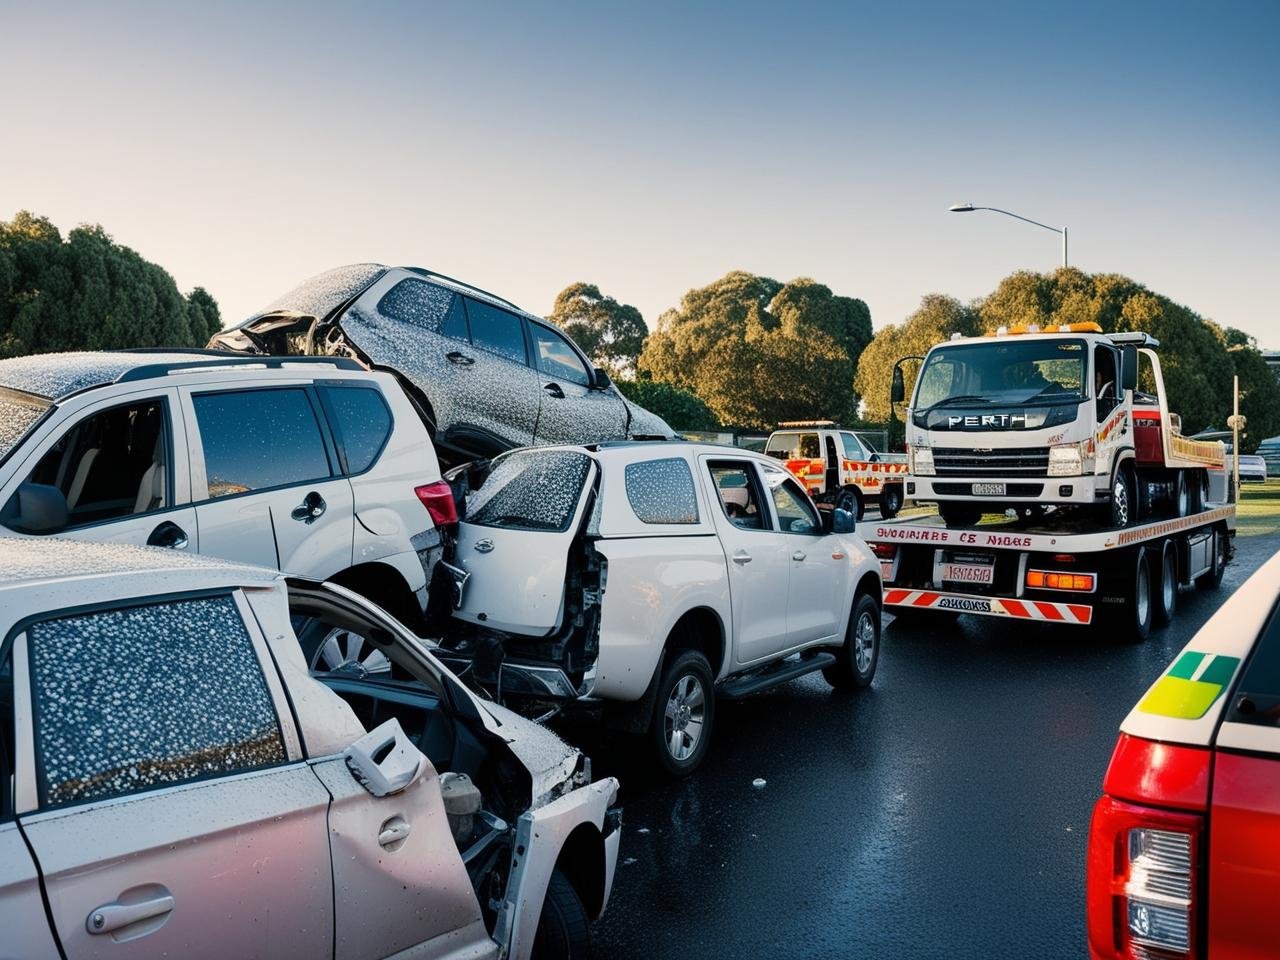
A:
1062,226,1068,268
1233,374,1241,505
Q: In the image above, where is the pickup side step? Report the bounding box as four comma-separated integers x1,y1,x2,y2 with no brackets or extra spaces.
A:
718,652,836,700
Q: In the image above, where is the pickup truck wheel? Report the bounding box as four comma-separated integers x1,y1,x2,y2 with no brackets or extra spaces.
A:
648,650,715,777
879,484,903,520
823,593,880,690
836,488,864,522
938,502,982,527
531,868,590,960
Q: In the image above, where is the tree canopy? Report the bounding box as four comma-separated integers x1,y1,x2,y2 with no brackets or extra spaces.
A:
614,378,718,432
637,271,872,429
0,210,221,358
547,282,648,378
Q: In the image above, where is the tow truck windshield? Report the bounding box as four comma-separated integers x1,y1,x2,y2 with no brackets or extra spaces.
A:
914,338,1087,413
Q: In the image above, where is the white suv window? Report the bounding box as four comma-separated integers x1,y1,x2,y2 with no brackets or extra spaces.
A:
625,457,698,524
26,594,285,808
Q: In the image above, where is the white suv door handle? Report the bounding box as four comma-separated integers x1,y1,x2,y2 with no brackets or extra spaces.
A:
732,551,752,565
792,550,807,561
87,893,175,934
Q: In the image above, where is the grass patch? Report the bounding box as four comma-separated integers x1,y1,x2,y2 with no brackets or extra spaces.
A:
1236,481,1280,537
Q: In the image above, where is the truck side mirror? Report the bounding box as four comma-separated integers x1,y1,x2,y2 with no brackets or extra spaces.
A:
1121,345,1138,392
7,482,69,534
890,367,905,404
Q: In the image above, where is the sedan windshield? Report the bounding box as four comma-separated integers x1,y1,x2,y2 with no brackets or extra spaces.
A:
915,339,1086,409
0,390,51,465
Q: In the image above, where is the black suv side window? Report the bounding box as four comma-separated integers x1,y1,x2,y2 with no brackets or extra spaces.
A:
463,298,529,365
3,398,169,531
376,279,457,331
193,388,332,498
27,594,286,808
531,324,591,386
318,384,393,475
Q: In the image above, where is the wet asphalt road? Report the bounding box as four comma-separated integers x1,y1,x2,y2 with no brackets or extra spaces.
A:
566,529,1280,960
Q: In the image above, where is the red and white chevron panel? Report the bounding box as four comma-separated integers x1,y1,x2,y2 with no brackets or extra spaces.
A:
883,588,1093,625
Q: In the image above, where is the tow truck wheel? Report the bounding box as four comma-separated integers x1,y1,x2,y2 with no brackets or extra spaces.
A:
531,869,591,959
836,487,864,522
1173,470,1190,518
1196,525,1227,590
1154,539,1177,627
1189,469,1207,513
823,593,880,690
647,650,716,777
879,484,903,520
1117,546,1153,643
1101,468,1134,529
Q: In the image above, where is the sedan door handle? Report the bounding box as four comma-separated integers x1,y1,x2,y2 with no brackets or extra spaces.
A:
446,351,475,366
146,521,188,550
732,551,752,565
792,550,807,561
291,491,326,523
543,382,565,399
87,893,175,935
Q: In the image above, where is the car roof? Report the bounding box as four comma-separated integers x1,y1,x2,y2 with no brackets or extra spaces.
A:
0,350,366,401
0,536,280,592
507,438,775,463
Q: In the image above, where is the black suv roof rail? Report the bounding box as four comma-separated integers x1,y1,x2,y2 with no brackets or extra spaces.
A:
402,267,526,314
113,352,365,384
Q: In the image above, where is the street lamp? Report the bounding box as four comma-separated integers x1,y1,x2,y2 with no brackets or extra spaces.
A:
949,203,1068,268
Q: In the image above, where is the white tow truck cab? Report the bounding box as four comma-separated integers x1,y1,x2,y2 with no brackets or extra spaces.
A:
764,421,908,520
893,323,1227,529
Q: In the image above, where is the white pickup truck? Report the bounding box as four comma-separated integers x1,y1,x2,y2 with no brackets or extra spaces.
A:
894,324,1227,527
434,441,883,775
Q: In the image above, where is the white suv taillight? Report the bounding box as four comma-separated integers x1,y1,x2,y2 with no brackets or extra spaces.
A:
415,481,458,527
1125,828,1193,954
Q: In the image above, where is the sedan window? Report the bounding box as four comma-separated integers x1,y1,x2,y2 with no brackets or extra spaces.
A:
532,324,591,386
26,595,286,808
0,389,49,466
464,298,529,365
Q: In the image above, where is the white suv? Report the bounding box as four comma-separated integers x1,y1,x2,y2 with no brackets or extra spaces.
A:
436,441,883,774
0,350,455,623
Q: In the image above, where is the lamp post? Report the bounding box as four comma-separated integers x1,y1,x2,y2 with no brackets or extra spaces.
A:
949,203,1068,268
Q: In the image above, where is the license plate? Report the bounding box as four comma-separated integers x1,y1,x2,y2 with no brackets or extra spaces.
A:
941,562,995,586
972,483,1006,496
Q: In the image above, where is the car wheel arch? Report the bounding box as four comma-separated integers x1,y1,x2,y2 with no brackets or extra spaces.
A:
663,606,727,680
552,821,608,920
328,562,418,626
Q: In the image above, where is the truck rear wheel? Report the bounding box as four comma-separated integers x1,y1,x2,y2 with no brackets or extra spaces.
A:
1114,546,1153,643
1153,539,1177,627
647,650,716,777
1173,470,1190,518
1196,525,1227,590
879,484,903,520
939,502,982,527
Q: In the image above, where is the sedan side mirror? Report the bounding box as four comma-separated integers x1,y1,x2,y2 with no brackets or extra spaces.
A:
8,482,68,534
344,718,423,798
829,507,855,535
592,367,612,390
890,367,905,404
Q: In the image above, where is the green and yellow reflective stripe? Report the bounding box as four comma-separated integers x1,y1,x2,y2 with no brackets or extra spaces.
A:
1138,651,1241,720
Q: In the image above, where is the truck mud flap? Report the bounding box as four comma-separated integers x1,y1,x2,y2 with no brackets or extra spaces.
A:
884,588,1093,625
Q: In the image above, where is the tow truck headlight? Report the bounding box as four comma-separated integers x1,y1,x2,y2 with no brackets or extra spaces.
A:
1047,442,1084,477
911,447,935,476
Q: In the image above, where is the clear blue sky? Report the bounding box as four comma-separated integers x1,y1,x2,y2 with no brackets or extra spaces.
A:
2,0,1276,344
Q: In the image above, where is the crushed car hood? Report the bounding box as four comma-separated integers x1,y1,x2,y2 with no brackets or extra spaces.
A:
477,701,582,807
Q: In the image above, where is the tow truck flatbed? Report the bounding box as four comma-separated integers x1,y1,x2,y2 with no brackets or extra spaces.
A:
857,503,1235,639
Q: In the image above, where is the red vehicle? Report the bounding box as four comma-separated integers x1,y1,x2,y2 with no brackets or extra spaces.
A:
1087,550,1280,959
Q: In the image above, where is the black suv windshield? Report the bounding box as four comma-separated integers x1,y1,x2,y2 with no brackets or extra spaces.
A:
915,338,1087,410
466,449,592,533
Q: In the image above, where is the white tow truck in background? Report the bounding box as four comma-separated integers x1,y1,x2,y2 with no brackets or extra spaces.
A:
765,421,908,520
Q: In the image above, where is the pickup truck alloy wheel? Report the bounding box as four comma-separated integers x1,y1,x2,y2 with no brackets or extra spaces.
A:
649,650,716,776
665,675,706,761
824,593,880,689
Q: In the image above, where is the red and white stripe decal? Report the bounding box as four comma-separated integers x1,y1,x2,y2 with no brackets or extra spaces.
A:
883,588,1093,625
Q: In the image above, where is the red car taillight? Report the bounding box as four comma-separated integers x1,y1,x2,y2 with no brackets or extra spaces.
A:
1086,735,1210,960
869,542,897,560
415,480,458,527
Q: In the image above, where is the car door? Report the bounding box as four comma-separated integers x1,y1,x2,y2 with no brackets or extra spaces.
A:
453,448,599,636
529,321,627,444
180,384,355,578
11,591,334,959
699,457,791,666
459,296,542,449
759,461,845,645
0,388,198,551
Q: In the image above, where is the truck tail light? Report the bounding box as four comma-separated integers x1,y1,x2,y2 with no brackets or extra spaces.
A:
1086,736,1209,960
1026,569,1096,592
415,480,458,527
869,542,897,560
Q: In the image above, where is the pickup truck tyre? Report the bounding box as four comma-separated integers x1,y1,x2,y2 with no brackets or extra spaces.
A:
823,593,880,690
1154,539,1177,627
939,502,982,527
531,868,590,960
836,487,865,522
1196,525,1227,590
648,650,716,777
879,484,903,520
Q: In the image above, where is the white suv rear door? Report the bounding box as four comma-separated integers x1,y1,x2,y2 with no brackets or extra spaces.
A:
180,383,355,578
453,448,598,636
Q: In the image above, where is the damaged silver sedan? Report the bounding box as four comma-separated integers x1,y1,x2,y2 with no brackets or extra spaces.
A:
209,264,674,464
0,537,619,959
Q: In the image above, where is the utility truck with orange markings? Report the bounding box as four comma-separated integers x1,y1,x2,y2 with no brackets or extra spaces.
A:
867,323,1235,640
765,421,908,521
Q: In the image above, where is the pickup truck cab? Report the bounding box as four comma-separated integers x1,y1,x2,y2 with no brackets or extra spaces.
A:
896,324,1226,527
764,421,908,520
436,441,883,775
1087,549,1280,958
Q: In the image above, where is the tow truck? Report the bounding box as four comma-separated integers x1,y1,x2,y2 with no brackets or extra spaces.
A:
892,323,1226,528
765,421,908,520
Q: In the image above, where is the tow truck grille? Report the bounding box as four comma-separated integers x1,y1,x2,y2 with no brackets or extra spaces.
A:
933,446,1050,477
